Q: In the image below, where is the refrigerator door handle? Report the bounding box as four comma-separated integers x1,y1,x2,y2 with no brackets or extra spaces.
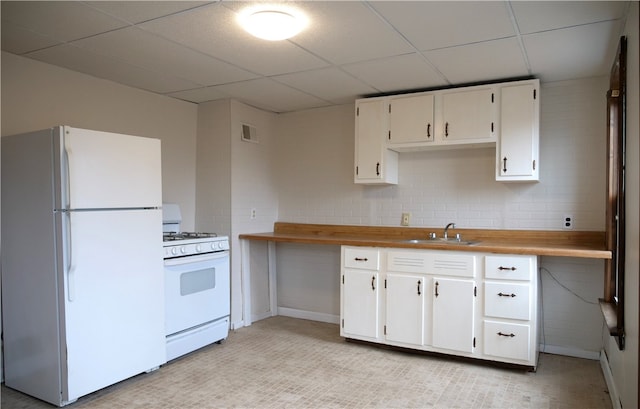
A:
66,212,75,302
64,139,72,209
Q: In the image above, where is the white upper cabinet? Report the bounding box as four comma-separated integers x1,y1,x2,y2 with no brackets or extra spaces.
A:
496,80,540,182
354,98,398,185
441,87,496,145
388,93,435,145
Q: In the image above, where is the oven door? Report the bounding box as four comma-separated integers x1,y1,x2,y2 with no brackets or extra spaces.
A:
164,251,230,336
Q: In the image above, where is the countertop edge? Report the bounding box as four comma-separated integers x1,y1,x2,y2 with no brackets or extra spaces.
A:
238,230,611,260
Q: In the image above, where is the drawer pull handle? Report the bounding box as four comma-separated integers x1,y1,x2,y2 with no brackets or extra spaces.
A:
498,266,516,271
417,280,421,295
497,332,516,338
498,292,516,298
435,281,439,298
354,257,368,262
371,276,376,291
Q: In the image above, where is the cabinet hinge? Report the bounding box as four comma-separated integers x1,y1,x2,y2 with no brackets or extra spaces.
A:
357,107,359,116
384,325,387,335
473,337,476,348
533,160,536,170
491,93,495,103
388,104,391,113
356,166,359,175
342,275,344,284
341,319,344,328
474,286,477,297
388,130,391,140
533,89,537,100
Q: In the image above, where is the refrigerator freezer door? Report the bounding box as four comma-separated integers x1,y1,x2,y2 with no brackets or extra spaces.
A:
60,127,162,209
62,209,166,402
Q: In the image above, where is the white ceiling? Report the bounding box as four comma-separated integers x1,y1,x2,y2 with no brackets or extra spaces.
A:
1,1,630,113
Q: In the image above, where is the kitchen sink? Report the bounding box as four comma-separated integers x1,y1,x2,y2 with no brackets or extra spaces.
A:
403,238,479,246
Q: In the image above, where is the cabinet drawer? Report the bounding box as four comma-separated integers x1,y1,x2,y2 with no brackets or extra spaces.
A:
485,255,533,281
483,320,531,361
484,282,531,320
343,247,380,270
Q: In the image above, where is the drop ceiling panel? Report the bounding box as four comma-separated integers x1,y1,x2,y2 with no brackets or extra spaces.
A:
73,26,258,86
425,38,530,84
371,1,515,51
288,2,414,65
342,53,447,93
0,20,61,54
27,44,200,94
213,78,329,113
273,68,378,104
1,1,127,42
141,3,329,76
167,86,231,104
86,1,209,24
523,20,622,81
511,1,629,34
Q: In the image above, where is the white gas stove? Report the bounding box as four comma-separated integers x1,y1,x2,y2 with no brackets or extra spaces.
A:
161,204,230,361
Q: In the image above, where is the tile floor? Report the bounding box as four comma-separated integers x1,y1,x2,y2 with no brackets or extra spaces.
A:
1,316,612,408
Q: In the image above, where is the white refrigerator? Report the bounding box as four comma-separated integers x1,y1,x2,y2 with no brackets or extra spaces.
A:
1,126,166,406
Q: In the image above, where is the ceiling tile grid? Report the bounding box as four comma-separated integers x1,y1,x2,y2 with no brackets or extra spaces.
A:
1,1,631,113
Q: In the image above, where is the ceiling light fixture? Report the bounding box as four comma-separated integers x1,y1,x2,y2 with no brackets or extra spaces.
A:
238,6,308,41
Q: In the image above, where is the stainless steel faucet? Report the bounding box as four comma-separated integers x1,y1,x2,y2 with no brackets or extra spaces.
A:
443,222,456,239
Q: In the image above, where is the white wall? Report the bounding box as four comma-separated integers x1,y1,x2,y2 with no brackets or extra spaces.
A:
273,78,609,357
1,52,199,229
605,2,639,407
195,100,279,327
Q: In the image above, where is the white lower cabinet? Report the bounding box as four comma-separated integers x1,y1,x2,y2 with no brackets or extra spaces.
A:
340,246,539,369
385,272,425,346
340,247,381,341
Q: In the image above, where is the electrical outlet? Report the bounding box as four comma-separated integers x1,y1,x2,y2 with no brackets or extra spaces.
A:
563,215,573,229
251,208,257,220
401,212,410,226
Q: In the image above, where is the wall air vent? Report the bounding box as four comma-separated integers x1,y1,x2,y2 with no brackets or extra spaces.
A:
241,123,258,143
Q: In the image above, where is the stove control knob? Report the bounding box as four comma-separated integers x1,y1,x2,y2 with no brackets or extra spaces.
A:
211,243,216,250
196,244,202,252
171,247,178,255
180,246,187,254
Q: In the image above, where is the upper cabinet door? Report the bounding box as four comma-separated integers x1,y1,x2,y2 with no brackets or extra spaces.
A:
497,81,540,182
388,93,435,145
354,99,398,185
441,88,495,143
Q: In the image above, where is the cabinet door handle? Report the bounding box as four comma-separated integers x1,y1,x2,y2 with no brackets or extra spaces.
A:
417,280,421,295
445,122,449,137
435,281,439,297
376,162,380,176
502,157,507,172
498,266,517,271
354,257,368,262
497,332,516,338
498,292,516,298
371,276,376,291
427,123,431,137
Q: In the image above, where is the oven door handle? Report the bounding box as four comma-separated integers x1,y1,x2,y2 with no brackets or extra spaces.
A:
164,250,229,266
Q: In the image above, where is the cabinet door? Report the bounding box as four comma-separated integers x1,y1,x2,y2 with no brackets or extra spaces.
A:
341,269,380,339
354,99,398,184
442,88,495,142
497,82,539,181
389,94,434,144
432,277,475,353
385,273,425,346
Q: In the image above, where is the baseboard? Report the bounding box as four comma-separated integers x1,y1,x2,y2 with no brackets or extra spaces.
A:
278,307,340,324
539,343,600,360
230,319,245,330
600,350,622,409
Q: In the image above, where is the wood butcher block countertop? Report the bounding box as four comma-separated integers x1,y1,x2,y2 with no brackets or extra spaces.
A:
239,222,611,259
